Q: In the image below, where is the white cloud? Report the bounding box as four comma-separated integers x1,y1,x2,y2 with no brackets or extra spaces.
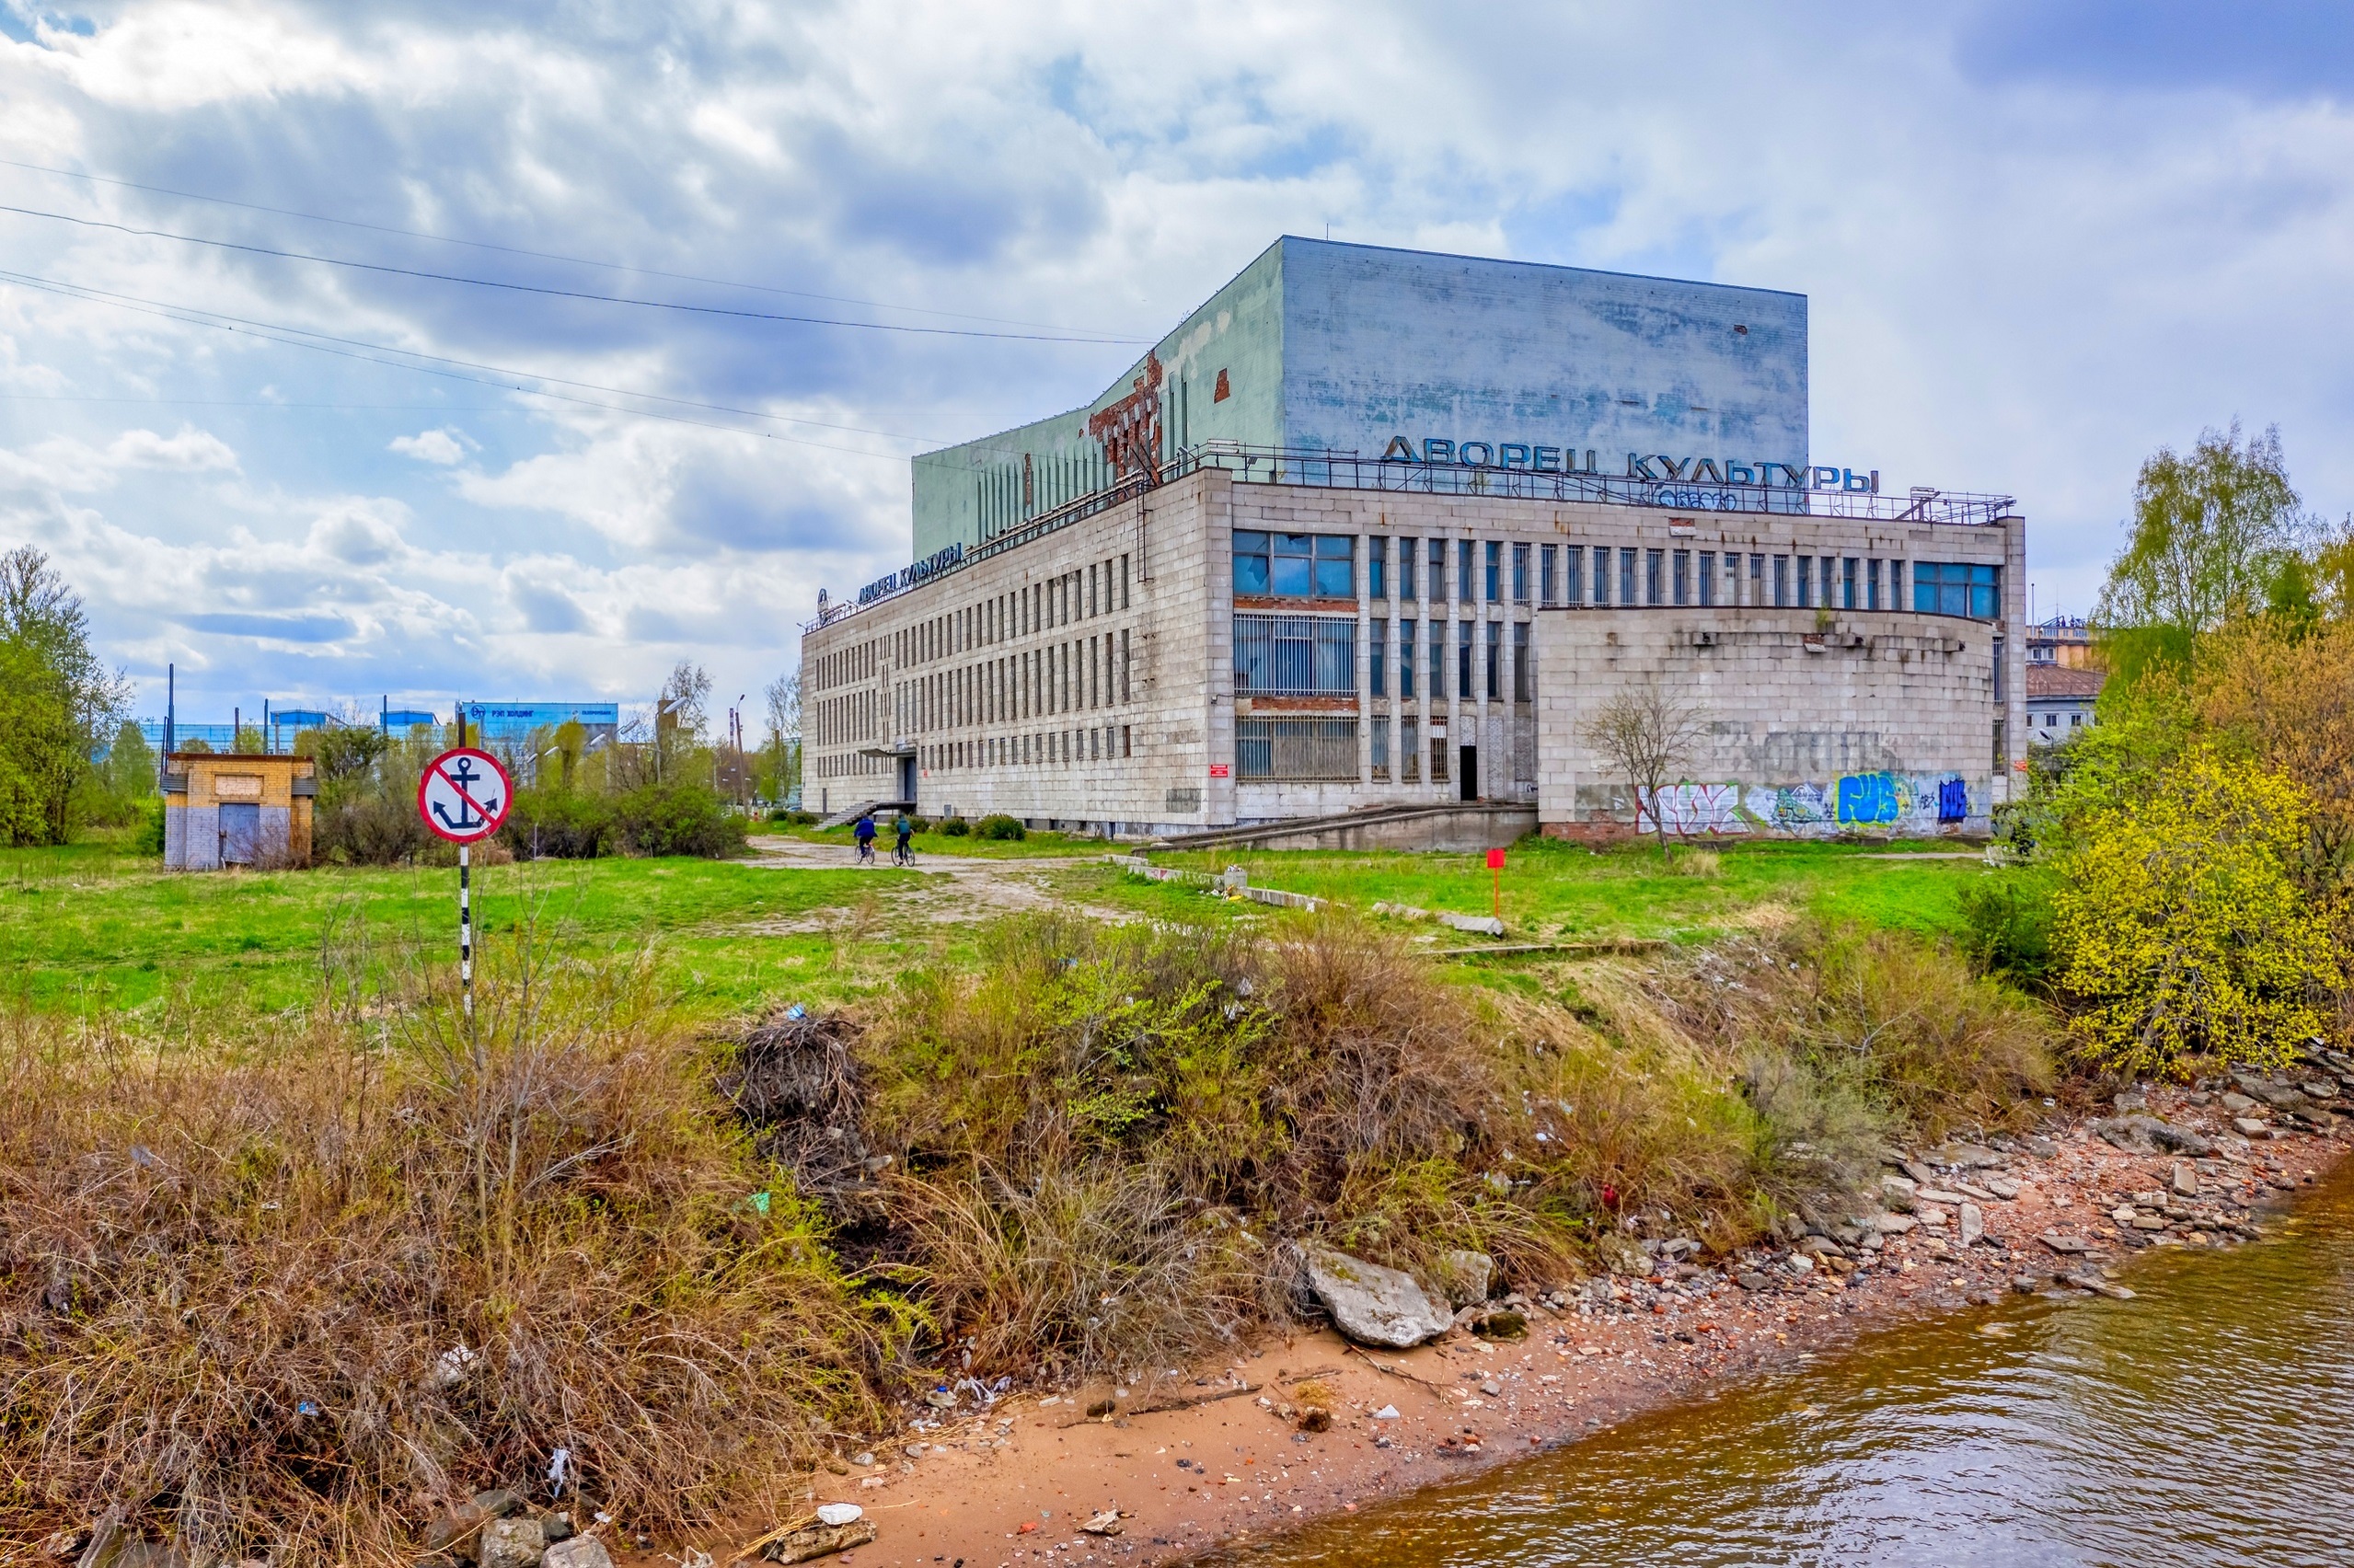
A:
0,425,237,490
389,427,471,465
3,0,2353,711
306,500,410,565
107,425,238,472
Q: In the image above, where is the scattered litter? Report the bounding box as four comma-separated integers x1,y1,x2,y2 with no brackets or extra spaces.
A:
784,1003,807,1020
433,1343,479,1387
1079,1510,1125,1537
296,1401,318,1416
548,1446,571,1493
814,1504,863,1527
1371,1405,1401,1420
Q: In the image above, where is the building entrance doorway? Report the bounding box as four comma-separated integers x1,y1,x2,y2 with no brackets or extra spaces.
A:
897,754,917,802
1458,745,1479,802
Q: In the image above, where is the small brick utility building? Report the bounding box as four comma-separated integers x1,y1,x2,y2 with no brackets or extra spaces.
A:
162,753,317,870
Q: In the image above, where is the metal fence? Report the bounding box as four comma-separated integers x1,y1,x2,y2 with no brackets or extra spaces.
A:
1236,717,1359,780
1231,615,1356,696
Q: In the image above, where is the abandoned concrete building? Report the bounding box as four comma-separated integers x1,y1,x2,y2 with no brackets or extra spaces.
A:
799,236,2025,842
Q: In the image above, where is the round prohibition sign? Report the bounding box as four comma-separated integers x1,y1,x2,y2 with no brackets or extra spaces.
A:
418,746,513,845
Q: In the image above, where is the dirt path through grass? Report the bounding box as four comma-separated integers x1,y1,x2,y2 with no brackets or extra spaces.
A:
744,834,1127,926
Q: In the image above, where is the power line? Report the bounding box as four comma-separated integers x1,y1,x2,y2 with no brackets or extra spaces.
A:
0,267,960,448
0,200,1152,344
0,153,1130,336
0,269,917,460
0,392,515,412
0,270,1118,464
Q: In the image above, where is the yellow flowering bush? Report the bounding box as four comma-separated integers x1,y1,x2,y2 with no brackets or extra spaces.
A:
2052,745,2338,1074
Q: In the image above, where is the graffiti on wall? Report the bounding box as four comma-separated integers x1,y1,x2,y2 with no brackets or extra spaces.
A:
1631,773,1978,837
1638,781,1748,836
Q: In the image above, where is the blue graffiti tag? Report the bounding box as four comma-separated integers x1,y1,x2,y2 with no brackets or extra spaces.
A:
1937,777,1969,823
1836,772,1902,824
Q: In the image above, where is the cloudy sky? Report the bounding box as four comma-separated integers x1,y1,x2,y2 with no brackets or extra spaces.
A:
3,1,2350,729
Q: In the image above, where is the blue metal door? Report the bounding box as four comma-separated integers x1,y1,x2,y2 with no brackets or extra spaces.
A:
220,802,261,864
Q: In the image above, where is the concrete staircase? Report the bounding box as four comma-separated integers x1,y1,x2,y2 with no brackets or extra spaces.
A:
814,798,915,830
1147,801,1537,854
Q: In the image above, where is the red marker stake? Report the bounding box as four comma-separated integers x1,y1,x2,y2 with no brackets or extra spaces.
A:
1486,847,1506,921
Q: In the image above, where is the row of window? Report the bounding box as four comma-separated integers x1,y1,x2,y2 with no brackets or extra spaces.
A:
814,688,878,750
1234,529,2002,619
811,638,877,694
897,552,1133,669
899,628,1134,735
1232,615,1535,702
814,750,886,779
926,725,1134,772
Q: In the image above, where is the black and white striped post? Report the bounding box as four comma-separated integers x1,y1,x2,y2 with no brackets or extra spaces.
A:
459,842,473,1019
418,734,512,1024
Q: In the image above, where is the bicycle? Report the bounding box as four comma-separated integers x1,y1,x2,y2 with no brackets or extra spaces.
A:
855,838,876,866
893,840,915,868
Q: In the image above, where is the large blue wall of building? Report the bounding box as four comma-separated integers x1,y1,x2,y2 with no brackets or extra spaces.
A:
907,238,1807,560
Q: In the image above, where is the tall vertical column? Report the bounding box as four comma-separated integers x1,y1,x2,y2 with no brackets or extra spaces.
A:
1357,527,1373,790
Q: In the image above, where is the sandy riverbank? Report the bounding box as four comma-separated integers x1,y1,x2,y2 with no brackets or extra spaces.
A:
638,1085,2349,1568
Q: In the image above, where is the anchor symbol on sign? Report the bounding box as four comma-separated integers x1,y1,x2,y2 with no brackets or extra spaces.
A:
433,755,502,832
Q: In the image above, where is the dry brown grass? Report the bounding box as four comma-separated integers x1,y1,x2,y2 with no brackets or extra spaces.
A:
0,950,896,1563
0,904,2062,1561
852,914,1556,1377
1656,924,2056,1151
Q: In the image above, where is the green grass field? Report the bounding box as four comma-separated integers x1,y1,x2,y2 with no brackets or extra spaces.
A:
0,831,889,1020
1,827,1993,1023
1136,836,1991,944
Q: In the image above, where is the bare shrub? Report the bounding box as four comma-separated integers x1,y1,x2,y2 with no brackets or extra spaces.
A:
1578,679,1713,861
0,951,895,1562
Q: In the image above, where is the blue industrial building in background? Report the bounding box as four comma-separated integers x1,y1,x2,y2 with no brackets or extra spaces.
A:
133,699,621,755
912,236,1809,558
459,700,621,748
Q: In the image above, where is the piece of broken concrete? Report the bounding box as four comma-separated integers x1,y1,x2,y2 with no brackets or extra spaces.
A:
1079,1510,1125,1537
1430,1248,1496,1308
762,1519,879,1564
478,1516,546,1568
542,1538,615,1568
1300,1245,1454,1348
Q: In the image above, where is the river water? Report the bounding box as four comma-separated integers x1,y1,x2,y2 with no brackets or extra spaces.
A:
1213,1164,2354,1568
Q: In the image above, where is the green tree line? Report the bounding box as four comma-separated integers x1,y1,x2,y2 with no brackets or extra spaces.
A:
1979,421,2354,1075
0,547,135,846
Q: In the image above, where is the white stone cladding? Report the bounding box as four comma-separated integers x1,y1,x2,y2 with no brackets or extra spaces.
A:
799,467,2025,837
1534,610,2002,838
